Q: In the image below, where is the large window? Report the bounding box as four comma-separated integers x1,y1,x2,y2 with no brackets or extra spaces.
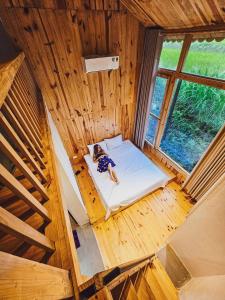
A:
146,35,225,173
146,76,167,144
160,80,225,172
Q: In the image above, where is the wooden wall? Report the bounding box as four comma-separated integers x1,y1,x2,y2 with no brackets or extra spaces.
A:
0,0,124,10
0,5,143,158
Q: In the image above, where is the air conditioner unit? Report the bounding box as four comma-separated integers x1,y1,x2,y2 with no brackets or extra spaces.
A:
83,56,119,73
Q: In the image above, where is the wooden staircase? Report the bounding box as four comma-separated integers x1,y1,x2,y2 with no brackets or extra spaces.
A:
79,256,179,300
0,54,80,299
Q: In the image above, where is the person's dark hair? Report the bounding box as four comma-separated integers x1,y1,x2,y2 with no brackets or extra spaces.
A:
93,144,106,160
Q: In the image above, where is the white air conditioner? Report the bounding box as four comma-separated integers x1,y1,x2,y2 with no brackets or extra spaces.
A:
83,56,119,73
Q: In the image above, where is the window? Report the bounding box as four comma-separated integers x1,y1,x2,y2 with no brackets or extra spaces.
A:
183,40,225,80
145,34,225,173
159,40,183,70
160,80,225,172
146,116,158,144
146,77,167,144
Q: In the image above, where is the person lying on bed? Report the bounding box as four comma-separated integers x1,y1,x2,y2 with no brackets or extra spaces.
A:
93,144,119,184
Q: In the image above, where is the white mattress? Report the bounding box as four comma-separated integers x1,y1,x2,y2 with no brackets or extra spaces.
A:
84,140,169,219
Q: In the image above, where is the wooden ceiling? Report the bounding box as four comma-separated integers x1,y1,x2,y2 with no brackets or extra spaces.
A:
1,0,225,29
121,0,225,28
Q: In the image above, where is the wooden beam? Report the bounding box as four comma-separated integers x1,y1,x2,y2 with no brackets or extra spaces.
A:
0,164,50,222
0,133,49,200
0,251,73,299
177,72,225,90
0,52,24,108
0,112,47,182
163,23,225,34
158,69,225,90
0,207,54,252
155,75,176,148
176,35,192,73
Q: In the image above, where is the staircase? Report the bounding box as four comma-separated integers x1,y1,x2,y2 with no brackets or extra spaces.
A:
79,255,179,299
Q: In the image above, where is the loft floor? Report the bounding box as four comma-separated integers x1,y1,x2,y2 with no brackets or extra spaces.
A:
73,153,193,269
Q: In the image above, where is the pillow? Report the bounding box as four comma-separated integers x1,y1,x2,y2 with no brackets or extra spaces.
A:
104,134,123,150
87,141,107,158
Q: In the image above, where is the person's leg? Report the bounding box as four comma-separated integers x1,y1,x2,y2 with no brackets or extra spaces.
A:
108,164,115,182
112,170,119,183
108,164,119,183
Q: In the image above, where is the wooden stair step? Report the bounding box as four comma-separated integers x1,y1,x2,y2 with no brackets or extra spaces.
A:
150,257,179,300
144,265,168,300
136,272,155,300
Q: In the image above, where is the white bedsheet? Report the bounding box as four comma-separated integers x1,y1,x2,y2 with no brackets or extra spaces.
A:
84,140,169,219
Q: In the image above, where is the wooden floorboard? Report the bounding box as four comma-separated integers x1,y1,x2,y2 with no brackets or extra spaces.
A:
74,161,106,224
73,157,193,269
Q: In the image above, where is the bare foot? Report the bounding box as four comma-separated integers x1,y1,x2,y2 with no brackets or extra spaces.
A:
113,174,119,184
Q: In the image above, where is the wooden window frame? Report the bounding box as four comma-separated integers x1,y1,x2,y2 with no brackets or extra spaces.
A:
146,33,225,174
145,75,170,147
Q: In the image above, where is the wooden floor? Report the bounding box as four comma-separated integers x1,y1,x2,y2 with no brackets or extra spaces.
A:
93,182,192,269
74,161,106,224
73,154,193,269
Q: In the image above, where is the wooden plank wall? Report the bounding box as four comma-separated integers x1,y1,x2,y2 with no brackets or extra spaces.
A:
0,4,143,158
0,0,125,10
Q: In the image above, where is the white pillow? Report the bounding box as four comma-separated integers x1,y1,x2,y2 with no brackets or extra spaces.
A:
105,134,123,150
87,141,107,158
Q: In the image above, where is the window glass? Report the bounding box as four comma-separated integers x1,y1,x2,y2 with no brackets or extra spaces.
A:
150,77,167,117
159,40,183,70
183,39,225,80
160,79,225,172
146,115,158,144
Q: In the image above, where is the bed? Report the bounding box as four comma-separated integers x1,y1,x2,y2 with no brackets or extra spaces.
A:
84,140,169,219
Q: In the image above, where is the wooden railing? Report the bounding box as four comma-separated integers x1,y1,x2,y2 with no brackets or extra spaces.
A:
0,53,80,299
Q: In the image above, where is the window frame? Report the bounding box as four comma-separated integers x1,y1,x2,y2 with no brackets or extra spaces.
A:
146,74,169,146
145,33,225,174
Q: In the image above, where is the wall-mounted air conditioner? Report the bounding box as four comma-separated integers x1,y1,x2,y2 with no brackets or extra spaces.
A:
83,56,119,73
